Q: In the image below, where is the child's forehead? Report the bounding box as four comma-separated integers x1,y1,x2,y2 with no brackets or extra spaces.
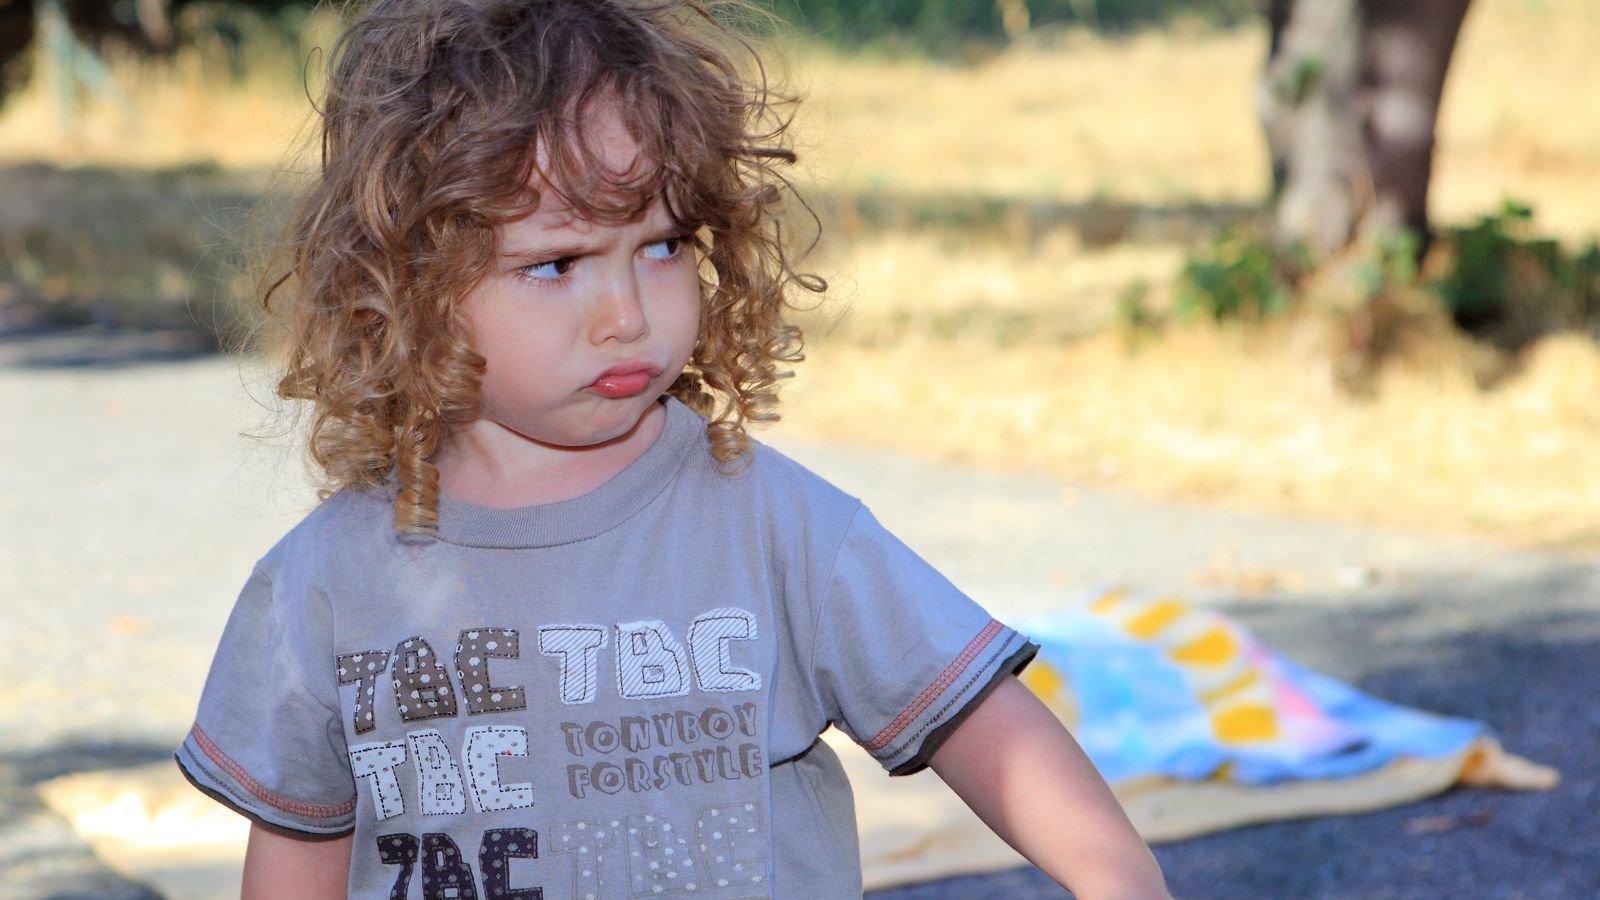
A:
505,97,667,229
532,98,646,186
498,185,669,247
506,193,582,234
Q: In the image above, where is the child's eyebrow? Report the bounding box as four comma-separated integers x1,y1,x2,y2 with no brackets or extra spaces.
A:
500,240,593,262
499,225,688,262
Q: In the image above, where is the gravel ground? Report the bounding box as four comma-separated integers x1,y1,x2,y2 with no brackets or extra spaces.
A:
3,336,1596,898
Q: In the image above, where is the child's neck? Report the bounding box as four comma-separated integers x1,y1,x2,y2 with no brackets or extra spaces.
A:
434,401,667,509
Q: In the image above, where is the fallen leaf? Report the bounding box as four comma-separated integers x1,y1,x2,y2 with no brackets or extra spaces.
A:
1405,811,1494,835
108,616,146,636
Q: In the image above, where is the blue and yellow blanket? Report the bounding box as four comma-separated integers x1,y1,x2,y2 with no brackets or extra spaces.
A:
842,587,1557,889
1014,587,1484,786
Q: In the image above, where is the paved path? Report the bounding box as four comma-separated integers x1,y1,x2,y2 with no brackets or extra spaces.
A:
2,345,1595,898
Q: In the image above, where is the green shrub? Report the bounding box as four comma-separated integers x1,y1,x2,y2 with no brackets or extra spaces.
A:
1433,199,1535,329
1174,229,1296,323
1350,228,1420,304
1431,199,1600,346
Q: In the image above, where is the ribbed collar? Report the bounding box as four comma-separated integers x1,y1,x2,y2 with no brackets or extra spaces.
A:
434,399,702,549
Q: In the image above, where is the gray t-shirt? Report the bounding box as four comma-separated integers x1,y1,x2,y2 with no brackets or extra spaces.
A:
176,398,1036,898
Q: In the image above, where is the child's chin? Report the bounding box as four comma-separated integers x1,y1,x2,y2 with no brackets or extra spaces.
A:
572,397,663,445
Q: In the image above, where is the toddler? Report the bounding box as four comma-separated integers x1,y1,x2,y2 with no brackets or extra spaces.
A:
176,1,1169,897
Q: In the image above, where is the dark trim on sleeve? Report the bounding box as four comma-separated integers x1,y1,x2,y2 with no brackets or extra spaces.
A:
886,640,1039,777
173,754,355,842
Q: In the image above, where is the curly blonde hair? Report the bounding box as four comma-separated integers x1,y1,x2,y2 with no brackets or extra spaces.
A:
263,0,817,534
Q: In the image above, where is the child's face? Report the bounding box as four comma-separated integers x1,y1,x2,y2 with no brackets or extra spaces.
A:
460,107,701,452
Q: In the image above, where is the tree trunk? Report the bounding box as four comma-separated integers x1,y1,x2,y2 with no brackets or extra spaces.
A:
0,0,36,108
1259,0,1473,261
135,0,174,51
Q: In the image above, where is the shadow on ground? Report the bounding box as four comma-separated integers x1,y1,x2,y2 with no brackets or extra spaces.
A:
872,562,1600,900
0,325,218,369
0,741,171,900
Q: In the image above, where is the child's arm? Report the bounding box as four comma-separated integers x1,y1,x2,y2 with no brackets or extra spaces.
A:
929,675,1171,900
241,824,352,899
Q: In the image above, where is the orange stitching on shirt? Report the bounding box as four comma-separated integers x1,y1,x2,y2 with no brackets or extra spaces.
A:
190,724,357,819
864,619,1004,752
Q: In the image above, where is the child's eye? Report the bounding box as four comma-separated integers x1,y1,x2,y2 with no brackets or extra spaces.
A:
641,237,685,261
517,257,576,282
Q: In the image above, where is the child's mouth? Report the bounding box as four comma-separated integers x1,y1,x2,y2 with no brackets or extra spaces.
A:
589,364,659,399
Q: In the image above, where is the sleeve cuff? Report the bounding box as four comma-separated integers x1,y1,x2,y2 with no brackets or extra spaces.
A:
175,725,357,839
857,620,1039,776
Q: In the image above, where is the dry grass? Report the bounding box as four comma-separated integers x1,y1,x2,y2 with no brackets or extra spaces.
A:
790,26,1270,205
0,11,334,170
2,0,1598,546
0,49,309,170
779,322,1600,548
806,231,1185,343
1434,0,1600,240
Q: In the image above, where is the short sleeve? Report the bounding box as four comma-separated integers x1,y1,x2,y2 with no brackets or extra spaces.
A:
174,567,356,837
810,507,1038,775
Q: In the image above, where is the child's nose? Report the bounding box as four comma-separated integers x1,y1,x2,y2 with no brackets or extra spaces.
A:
589,271,649,344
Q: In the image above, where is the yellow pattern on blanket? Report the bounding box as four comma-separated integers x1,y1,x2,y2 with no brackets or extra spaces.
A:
1026,588,1284,751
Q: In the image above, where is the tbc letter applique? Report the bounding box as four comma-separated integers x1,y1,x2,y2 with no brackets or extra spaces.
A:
339,609,763,728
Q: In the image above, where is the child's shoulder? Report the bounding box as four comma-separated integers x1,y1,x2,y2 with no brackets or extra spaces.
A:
253,485,394,576
673,405,864,529
745,438,856,507
220,488,392,639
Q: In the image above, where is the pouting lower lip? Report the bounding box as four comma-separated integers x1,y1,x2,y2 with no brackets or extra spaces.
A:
589,369,656,398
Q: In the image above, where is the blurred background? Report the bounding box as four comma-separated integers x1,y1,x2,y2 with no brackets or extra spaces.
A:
3,0,1598,543
2,0,1598,897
